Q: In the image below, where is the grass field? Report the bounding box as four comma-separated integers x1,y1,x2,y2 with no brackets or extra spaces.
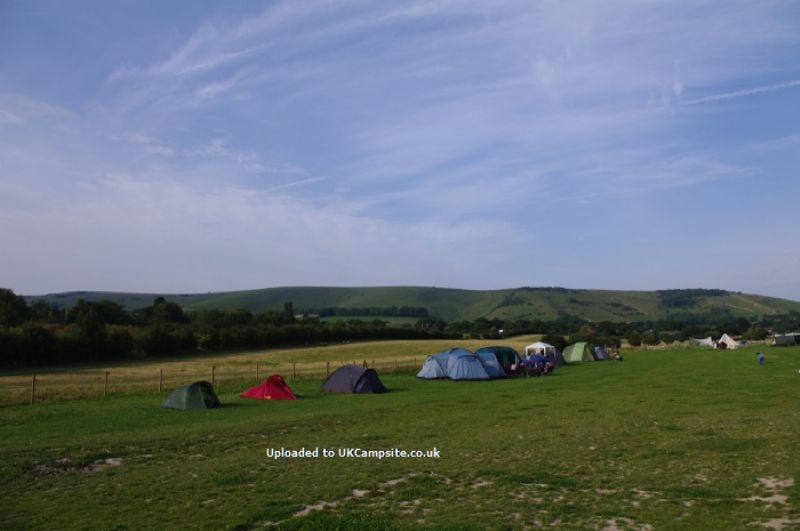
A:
2,343,799,529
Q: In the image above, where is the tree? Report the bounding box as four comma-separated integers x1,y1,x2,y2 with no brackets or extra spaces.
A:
149,298,188,324
68,299,129,326
642,330,660,345
743,326,768,341
0,288,30,326
541,334,567,351
627,333,642,347
283,302,296,324
29,300,65,323
69,301,105,339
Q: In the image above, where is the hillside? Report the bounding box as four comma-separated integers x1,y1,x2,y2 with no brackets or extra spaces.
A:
25,286,800,323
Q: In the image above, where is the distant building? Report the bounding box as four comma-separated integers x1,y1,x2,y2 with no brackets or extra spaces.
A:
771,333,800,346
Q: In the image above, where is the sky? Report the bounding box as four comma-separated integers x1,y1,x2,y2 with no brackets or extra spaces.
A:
1,0,799,300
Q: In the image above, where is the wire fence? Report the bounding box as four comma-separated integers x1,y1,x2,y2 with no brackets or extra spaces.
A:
0,357,423,406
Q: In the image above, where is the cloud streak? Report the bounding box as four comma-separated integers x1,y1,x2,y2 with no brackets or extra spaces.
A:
682,79,800,105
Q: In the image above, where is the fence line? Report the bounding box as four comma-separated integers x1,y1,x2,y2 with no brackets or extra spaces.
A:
0,357,421,407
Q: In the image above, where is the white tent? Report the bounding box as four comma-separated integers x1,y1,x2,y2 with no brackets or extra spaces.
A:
525,341,555,355
692,337,716,348
717,333,741,350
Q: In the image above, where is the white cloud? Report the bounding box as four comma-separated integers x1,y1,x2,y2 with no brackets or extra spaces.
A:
0,109,25,125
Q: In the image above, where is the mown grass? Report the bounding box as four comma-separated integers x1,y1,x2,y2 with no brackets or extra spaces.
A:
1,344,799,529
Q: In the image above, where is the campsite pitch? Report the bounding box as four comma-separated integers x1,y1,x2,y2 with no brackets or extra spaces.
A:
2,344,800,529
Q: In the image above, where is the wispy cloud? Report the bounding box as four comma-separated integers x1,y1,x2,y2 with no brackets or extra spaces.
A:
682,79,800,105
124,132,175,156
264,176,329,193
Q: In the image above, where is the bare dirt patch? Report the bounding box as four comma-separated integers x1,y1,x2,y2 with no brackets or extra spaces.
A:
293,500,338,517
602,517,653,531
740,476,793,506
742,494,788,506
27,457,123,476
751,517,800,530
471,478,493,489
758,477,795,490
83,457,123,473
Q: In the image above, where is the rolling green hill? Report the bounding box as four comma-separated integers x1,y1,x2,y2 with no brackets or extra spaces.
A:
25,286,800,323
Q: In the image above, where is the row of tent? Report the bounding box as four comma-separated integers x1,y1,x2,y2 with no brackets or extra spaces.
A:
162,342,616,409
162,365,388,410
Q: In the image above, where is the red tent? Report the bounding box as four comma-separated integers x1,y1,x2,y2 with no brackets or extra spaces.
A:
240,374,297,400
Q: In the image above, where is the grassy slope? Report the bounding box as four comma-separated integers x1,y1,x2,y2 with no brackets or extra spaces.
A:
26,286,800,322
2,344,800,529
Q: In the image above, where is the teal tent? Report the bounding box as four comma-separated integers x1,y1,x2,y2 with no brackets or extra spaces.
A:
162,381,222,410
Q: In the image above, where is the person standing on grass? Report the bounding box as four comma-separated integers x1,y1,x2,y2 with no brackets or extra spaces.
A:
758,352,765,366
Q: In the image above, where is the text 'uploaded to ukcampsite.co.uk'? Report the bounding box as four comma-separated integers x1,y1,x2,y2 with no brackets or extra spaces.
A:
265,447,441,460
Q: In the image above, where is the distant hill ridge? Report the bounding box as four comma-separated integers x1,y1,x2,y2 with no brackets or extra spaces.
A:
25,286,800,323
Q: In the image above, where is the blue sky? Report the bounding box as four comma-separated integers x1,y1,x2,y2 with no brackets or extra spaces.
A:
1,0,799,299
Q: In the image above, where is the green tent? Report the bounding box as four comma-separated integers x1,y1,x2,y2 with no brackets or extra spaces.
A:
562,342,595,362
162,381,222,410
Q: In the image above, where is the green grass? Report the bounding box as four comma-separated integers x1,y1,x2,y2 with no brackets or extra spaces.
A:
2,344,800,529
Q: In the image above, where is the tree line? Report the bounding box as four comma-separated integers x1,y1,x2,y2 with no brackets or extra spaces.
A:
0,290,450,368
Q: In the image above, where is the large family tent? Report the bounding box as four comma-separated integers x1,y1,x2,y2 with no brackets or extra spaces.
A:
162,381,221,410
692,337,716,348
562,342,595,362
321,365,387,393
446,351,490,380
475,351,506,378
475,346,521,373
594,346,611,360
240,374,297,400
418,347,498,380
417,348,469,379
